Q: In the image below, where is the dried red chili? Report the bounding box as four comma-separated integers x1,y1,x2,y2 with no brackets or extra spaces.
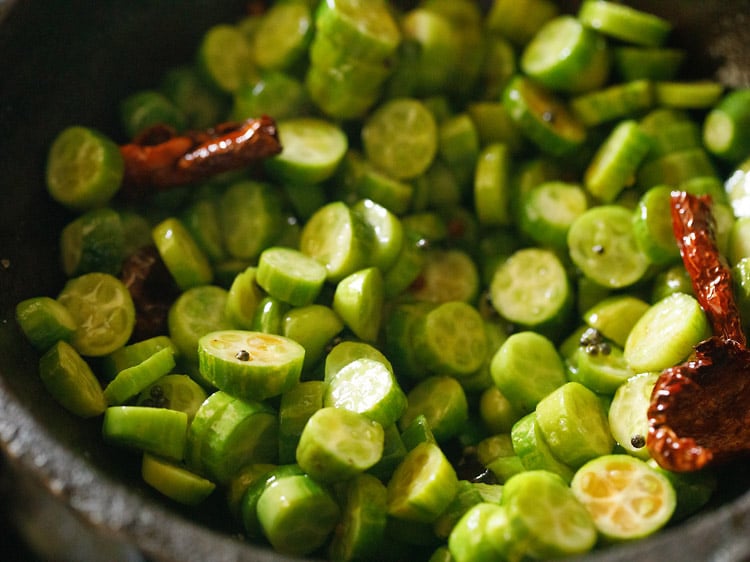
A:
120,245,181,342
670,191,745,344
648,337,750,471
119,115,282,197
647,191,750,471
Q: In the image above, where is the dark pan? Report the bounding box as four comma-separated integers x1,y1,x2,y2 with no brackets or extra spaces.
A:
1,1,749,560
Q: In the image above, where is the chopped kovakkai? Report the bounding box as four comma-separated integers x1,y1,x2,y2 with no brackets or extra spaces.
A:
16,0,750,559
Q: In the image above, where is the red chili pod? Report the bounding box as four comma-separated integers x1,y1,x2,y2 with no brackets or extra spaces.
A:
120,116,282,196
669,190,744,344
647,191,750,472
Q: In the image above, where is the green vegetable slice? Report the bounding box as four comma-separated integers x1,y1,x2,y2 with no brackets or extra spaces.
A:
409,301,487,377
399,375,468,443
198,330,304,401
362,98,438,180
197,24,256,93
400,8,459,96
639,108,700,158
185,390,234,473
136,373,207,422
535,381,614,468
351,198,404,273
433,480,485,540
467,101,523,150
265,117,348,185
521,15,610,94
161,65,225,130
386,441,458,523
438,113,480,188
278,380,326,463
103,406,188,461
647,266,697,311
218,180,284,261
224,266,263,330
328,473,388,562
448,502,512,562
120,90,186,139
324,340,393,383
232,70,310,122
571,342,636,396
141,453,216,506
367,423,407,482
240,464,304,539
104,346,176,406
101,336,176,382
519,181,588,250
305,62,383,120
568,205,650,289
655,81,724,109
296,406,384,483
608,372,659,459
408,249,480,304
57,272,135,357
226,462,277,520
503,75,587,156
251,295,287,335
152,217,214,291
477,434,525,484
502,470,597,559
571,454,676,541
314,0,401,62
632,185,682,265
578,0,671,47
614,47,685,81
413,159,463,209
168,285,232,367
473,143,512,227
256,246,327,307
308,32,391,83
325,357,407,427
60,207,125,277
257,474,341,556
703,88,750,162
399,413,436,452
382,239,427,299
584,120,651,203
15,296,77,352
511,412,574,482
180,197,227,264
636,147,718,190
571,79,654,127
252,0,313,71
490,331,567,415
194,394,278,484
354,165,414,215
38,340,106,418
45,126,124,211
490,247,572,334
300,201,369,282
332,267,384,342
485,0,559,46
282,304,344,370
624,292,711,372
479,386,521,435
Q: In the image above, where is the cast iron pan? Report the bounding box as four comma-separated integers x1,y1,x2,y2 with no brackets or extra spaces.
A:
1,1,750,560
